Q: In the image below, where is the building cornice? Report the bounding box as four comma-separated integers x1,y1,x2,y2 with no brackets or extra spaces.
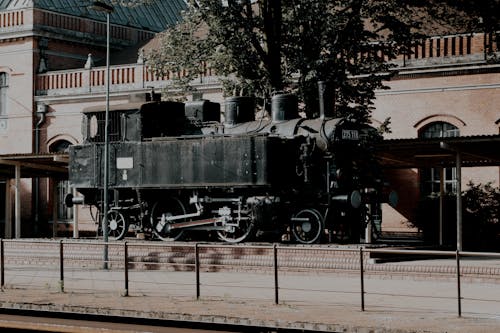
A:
393,61,500,80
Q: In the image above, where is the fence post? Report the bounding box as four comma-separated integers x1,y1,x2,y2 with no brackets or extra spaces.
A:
456,249,461,317
274,244,279,305
123,241,129,297
195,243,200,300
1,239,4,291
59,240,64,293
360,247,365,311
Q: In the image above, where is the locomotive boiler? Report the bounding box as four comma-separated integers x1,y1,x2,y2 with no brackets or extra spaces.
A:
67,92,396,243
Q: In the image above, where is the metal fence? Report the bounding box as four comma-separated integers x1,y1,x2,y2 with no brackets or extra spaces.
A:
1,239,500,318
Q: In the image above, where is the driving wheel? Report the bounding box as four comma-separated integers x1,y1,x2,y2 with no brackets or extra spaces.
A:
291,208,324,244
150,197,186,241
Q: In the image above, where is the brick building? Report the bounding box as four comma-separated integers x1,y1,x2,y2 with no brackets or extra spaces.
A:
372,35,500,237
0,1,499,241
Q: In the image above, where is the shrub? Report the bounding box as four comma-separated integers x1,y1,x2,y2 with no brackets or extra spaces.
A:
414,182,500,251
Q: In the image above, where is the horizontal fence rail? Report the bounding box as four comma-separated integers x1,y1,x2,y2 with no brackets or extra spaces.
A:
1,239,500,318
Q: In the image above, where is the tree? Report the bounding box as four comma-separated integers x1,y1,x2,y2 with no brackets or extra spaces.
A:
463,182,500,250
145,0,495,120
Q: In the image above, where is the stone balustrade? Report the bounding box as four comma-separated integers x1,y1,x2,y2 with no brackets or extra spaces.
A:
35,62,219,97
0,9,24,28
35,32,498,97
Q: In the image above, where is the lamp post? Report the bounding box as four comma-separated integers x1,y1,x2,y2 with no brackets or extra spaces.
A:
92,1,113,268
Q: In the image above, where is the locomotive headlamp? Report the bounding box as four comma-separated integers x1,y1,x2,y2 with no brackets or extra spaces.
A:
388,190,399,208
64,193,84,208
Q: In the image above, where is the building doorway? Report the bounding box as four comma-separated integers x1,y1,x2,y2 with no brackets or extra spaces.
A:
49,140,73,222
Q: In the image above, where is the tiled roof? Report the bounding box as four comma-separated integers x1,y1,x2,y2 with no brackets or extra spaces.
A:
0,0,187,32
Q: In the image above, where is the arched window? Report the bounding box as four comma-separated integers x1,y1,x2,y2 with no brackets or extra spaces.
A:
420,122,459,139
50,140,71,153
419,122,459,196
50,140,73,221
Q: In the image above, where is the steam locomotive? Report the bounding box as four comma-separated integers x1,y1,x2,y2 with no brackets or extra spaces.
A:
67,91,396,243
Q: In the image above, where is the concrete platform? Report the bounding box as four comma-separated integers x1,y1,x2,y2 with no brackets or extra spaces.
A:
1,264,500,332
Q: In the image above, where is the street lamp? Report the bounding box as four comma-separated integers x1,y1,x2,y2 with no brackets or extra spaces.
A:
92,1,113,268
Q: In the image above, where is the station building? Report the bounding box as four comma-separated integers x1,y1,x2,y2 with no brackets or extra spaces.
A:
373,36,500,238
0,1,499,242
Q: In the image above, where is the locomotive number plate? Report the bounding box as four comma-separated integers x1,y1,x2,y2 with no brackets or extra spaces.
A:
117,157,133,169
342,129,359,140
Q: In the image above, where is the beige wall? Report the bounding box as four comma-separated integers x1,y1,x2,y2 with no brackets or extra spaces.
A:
0,37,35,154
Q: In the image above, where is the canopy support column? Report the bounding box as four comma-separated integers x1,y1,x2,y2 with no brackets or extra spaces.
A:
14,163,21,239
456,152,462,251
4,179,12,238
439,167,444,247
52,183,58,238
440,142,463,251
72,187,79,238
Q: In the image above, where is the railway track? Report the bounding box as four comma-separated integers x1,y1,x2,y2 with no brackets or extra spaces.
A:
0,310,299,333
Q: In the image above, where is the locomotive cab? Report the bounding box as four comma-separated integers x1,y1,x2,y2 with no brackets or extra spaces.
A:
82,101,185,143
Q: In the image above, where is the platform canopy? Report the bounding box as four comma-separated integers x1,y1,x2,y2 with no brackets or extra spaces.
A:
0,153,68,180
374,135,500,169
374,134,500,251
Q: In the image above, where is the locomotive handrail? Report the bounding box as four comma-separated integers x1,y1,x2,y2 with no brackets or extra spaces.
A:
150,132,271,141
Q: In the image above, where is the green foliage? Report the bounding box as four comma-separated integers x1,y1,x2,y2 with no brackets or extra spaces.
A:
145,9,212,99
440,0,500,32
463,182,500,250
144,0,497,120
463,182,500,226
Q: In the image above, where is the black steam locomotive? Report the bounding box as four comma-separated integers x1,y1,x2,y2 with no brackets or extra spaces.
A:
67,92,396,243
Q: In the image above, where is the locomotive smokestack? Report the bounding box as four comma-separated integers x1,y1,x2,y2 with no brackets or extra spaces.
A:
318,81,334,119
318,81,326,119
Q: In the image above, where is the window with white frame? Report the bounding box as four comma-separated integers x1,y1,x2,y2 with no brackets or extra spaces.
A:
419,122,459,196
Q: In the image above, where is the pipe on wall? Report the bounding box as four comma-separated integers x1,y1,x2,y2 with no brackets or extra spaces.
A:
34,103,47,235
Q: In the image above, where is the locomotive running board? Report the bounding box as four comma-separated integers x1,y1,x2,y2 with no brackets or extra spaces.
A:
164,217,225,231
